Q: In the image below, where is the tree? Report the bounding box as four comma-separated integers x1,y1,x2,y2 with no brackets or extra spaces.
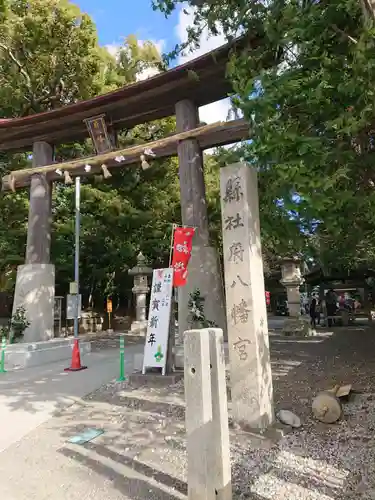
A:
0,0,178,308
116,34,166,83
0,0,120,117
154,0,375,271
0,0,120,291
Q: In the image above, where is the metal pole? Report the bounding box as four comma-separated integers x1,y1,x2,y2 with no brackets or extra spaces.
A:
74,176,80,339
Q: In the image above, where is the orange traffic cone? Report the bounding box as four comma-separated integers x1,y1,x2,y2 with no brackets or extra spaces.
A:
64,339,87,372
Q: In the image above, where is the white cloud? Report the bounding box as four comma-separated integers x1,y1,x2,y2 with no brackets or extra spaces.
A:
175,7,225,61
136,65,160,81
143,39,166,55
105,43,120,57
175,6,232,125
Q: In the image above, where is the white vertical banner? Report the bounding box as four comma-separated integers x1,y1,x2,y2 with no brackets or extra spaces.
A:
142,268,174,375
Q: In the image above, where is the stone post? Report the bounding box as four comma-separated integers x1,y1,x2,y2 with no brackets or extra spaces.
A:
184,328,232,500
12,142,55,343
280,257,311,335
128,252,152,336
174,99,226,368
220,163,274,430
184,329,214,500
208,328,232,500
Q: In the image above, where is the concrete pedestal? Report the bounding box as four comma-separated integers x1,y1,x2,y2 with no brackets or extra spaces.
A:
175,245,226,368
282,316,312,336
12,264,55,343
135,291,147,322
130,320,148,336
130,290,148,336
174,344,184,369
280,269,312,335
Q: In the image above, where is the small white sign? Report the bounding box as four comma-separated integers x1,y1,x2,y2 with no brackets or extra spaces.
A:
69,281,78,294
142,268,173,375
67,294,82,319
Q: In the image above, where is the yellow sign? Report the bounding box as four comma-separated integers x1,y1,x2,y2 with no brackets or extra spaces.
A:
107,300,113,313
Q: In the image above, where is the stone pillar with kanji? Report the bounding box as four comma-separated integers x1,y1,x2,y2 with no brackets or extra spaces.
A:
280,257,312,336
220,162,274,429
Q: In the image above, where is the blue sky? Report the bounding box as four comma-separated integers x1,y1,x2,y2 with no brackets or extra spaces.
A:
74,0,179,54
73,0,231,123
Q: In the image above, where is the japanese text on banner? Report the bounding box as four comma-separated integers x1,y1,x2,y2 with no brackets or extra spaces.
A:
143,268,174,374
171,227,195,287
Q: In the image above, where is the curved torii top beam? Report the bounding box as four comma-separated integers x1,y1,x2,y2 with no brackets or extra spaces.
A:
0,35,258,152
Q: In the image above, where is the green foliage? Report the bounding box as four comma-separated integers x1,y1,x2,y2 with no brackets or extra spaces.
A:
10,305,30,342
0,0,313,316
0,0,113,116
0,306,30,342
0,2,165,115
51,157,181,306
154,0,375,272
188,288,217,328
116,34,167,83
0,0,178,309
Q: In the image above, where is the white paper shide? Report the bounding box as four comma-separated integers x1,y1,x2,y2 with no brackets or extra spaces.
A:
142,268,174,375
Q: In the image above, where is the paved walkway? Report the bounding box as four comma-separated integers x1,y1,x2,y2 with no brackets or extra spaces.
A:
0,343,143,453
0,341,185,500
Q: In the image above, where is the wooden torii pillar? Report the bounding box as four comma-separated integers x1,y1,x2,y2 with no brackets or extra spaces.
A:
12,142,55,342
174,100,227,364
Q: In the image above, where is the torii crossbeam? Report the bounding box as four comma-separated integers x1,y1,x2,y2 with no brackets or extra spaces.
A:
2,119,250,191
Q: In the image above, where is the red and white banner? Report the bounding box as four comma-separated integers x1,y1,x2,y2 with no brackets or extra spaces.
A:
171,226,195,287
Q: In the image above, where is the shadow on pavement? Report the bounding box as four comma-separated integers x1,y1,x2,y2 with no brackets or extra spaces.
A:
60,445,184,500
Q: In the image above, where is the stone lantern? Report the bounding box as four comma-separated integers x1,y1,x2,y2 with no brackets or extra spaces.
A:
128,252,152,336
280,256,311,335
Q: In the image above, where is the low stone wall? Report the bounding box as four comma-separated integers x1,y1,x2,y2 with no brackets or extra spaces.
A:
5,337,91,369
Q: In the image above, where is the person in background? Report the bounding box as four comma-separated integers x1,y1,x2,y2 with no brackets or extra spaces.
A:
316,299,321,325
325,289,337,327
310,297,317,328
339,294,346,308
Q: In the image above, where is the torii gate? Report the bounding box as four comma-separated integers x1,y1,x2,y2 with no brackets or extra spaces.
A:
0,37,255,344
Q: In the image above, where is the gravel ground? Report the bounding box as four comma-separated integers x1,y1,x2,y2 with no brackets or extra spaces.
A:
66,327,375,499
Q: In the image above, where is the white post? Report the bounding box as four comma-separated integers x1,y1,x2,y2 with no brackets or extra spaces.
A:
220,163,274,429
184,329,215,500
208,328,232,500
